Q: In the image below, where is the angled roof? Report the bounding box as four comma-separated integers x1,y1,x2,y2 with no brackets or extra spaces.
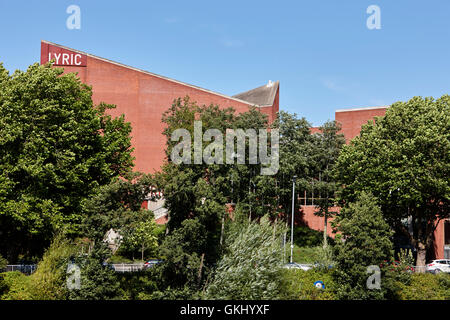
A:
41,40,273,108
233,80,279,107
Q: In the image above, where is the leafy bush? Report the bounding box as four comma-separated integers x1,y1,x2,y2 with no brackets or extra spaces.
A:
291,245,335,266
280,268,336,300
396,273,450,300
0,255,7,271
204,217,286,300
116,271,158,300
0,271,31,300
155,218,207,293
0,235,75,300
67,245,122,300
333,192,394,300
293,226,334,247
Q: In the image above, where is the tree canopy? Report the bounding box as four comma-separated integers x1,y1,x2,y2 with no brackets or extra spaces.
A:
334,95,450,266
333,192,394,300
0,62,134,261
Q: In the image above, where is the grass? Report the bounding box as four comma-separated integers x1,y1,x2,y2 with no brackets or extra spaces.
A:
283,245,325,264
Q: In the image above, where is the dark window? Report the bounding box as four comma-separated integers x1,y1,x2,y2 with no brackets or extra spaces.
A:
445,221,450,245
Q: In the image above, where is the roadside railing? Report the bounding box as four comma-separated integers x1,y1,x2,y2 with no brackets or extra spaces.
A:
3,265,37,274
111,263,144,273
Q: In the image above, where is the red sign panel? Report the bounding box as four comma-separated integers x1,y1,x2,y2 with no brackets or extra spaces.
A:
41,42,87,67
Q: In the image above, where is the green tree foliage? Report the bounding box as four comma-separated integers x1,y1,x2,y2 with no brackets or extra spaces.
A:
334,95,450,267
67,245,121,300
0,63,134,261
0,235,76,300
280,268,336,300
0,255,7,271
311,121,345,247
153,97,278,295
204,216,286,300
293,226,334,248
116,271,158,300
272,111,313,219
0,272,30,300
152,218,208,298
333,192,394,300
121,218,158,262
81,172,155,244
396,273,450,300
158,97,275,231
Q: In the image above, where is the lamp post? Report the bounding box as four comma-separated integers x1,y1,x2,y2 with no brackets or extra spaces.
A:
290,176,297,263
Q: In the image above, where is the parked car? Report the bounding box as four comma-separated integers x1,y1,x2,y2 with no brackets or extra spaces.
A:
101,262,115,270
313,262,334,270
283,262,313,271
143,259,163,269
426,259,450,274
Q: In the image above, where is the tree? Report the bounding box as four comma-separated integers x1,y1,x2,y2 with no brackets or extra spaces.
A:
311,121,345,248
0,234,76,300
154,97,282,294
122,218,158,262
156,97,276,259
81,172,156,244
67,244,122,300
152,218,208,298
272,111,313,220
334,95,450,267
0,62,134,261
333,192,394,300
205,216,286,300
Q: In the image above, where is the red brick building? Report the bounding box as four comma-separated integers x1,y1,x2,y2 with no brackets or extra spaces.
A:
40,40,448,260
306,106,449,260
40,40,279,224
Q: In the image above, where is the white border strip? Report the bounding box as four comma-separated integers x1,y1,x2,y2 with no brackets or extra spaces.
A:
336,106,390,113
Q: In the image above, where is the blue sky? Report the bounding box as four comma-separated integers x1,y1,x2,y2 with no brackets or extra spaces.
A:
0,0,449,126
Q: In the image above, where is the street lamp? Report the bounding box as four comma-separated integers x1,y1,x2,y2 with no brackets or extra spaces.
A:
290,175,297,263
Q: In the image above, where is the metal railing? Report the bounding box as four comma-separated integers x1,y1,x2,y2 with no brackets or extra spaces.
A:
1,263,147,274
2,265,37,274
111,263,144,273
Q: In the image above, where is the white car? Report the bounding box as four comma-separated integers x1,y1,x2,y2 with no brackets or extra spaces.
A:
426,259,450,274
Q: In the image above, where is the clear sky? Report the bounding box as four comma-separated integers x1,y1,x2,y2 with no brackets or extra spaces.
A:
0,0,449,126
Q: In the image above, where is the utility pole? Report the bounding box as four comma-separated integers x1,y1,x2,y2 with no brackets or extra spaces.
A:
290,176,297,263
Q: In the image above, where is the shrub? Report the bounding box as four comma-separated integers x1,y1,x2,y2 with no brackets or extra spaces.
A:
333,192,394,300
116,271,158,300
280,268,336,300
396,273,450,300
0,255,7,271
67,245,122,300
293,226,334,247
0,271,32,300
0,235,76,300
205,217,285,300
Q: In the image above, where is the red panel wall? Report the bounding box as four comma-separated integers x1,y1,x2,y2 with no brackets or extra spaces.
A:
335,107,388,143
41,41,279,174
298,206,339,238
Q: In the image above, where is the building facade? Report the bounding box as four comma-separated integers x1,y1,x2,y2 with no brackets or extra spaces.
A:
307,106,449,260
40,40,279,224
40,41,447,260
